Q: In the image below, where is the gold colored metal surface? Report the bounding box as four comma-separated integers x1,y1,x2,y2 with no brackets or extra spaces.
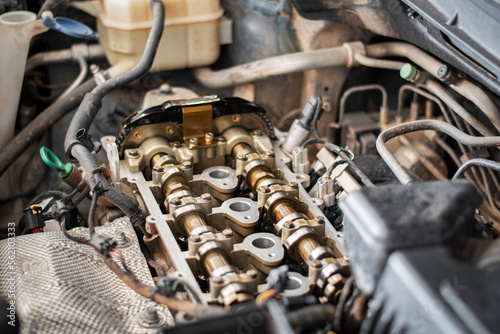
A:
182,212,208,235
232,142,252,157
203,251,232,275
246,166,275,193
273,202,297,222
297,236,322,262
151,153,166,168
182,104,213,141
164,180,191,197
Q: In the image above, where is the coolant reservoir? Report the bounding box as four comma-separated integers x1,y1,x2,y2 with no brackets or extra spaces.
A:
93,0,223,72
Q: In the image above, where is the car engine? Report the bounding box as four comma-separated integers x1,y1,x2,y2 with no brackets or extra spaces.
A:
1,0,500,333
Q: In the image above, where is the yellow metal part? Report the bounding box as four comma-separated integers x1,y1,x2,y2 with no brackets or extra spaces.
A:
182,104,213,142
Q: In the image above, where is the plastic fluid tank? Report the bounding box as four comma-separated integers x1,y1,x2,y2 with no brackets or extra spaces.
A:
0,11,48,150
93,0,223,72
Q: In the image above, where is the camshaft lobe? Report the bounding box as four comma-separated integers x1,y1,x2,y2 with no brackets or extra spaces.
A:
232,141,328,264
161,166,252,304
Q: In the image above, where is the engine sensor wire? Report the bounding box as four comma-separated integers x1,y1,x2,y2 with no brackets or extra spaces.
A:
58,210,225,318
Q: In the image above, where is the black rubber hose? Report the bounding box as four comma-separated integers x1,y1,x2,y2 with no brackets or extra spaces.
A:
38,0,87,17
287,304,335,332
63,0,164,226
377,119,500,184
0,78,96,178
452,158,500,181
64,0,164,153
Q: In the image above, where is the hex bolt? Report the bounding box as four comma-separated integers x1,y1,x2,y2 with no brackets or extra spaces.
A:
246,269,258,278
205,132,214,143
181,161,192,169
310,259,322,269
170,198,181,206
190,235,202,243
173,141,182,148
166,126,174,134
252,129,262,137
216,136,226,143
143,306,160,324
212,276,224,284
189,138,199,148
127,149,139,158
133,131,143,140
222,228,234,238
315,216,325,225
201,193,212,201
258,185,269,193
289,181,299,189
159,83,172,94
115,231,128,247
236,154,246,161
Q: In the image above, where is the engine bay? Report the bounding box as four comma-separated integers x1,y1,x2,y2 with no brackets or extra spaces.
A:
1,0,500,333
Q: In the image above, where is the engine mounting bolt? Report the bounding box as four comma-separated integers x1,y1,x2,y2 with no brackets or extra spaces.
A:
289,181,299,189
181,161,192,169
190,235,202,243
311,259,322,268
133,131,143,140
205,132,214,143
115,231,128,246
252,129,262,137
258,185,269,193
315,216,325,225
212,276,224,284
232,114,241,122
143,306,160,324
127,149,139,158
222,228,233,238
166,126,174,134
159,83,172,94
189,138,198,149
201,193,212,201
170,198,181,206
246,269,258,278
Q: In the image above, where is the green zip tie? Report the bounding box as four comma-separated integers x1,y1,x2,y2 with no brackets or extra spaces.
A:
40,146,73,179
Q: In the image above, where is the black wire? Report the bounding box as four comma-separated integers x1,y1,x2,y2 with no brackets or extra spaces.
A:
87,185,103,237
326,159,347,178
301,138,331,150
338,151,375,187
59,212,91,245
312,96,323,141
179,280,203,304
71,186,90,208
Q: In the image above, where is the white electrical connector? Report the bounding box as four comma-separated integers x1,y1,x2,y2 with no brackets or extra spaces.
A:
292,147,311,174
317,176,336,208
